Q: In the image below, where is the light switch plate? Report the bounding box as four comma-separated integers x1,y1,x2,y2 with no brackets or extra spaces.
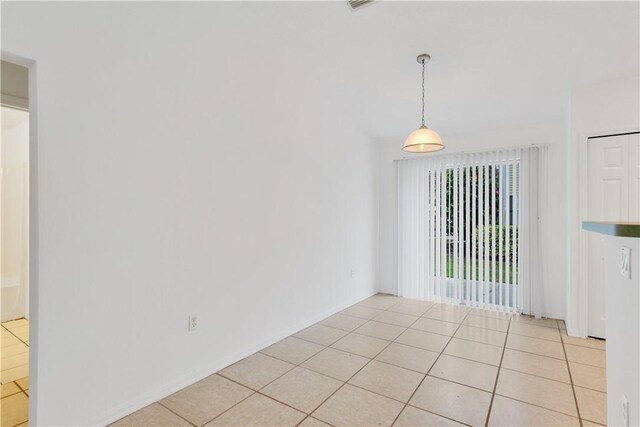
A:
620,246,631,279
189,316,198,332
622,394,629,426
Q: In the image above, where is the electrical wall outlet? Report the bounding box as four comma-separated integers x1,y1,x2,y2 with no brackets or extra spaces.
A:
620,246,631,279
350,269,355,278
188,316,198,332
622,394,629,426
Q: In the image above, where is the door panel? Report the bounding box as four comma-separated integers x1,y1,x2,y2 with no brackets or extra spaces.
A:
587,134,635,339
602,179,624,218
630,134,640,220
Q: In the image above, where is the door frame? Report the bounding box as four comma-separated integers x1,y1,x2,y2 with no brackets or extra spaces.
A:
577,128,640,338
1,51,39,425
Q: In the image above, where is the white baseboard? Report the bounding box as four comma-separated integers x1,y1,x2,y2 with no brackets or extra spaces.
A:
91,291,377,426
541,312,565,322
566,327,584,338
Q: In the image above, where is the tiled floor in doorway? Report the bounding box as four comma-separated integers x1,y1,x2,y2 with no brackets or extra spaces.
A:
1,318,29,427
113,294,607,426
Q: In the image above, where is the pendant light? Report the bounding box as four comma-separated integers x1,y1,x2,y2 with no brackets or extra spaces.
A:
403,53,444,153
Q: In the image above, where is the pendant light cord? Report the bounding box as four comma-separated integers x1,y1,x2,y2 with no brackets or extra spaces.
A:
421,59,425,127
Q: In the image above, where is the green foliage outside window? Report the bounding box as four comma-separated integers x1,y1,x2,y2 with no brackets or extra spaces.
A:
474,225,519,263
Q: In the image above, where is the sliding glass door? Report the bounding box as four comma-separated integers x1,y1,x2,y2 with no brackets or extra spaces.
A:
398,147,545,314
431,160,520,310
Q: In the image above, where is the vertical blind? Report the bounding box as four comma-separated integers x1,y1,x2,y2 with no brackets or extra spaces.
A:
397,146,548,315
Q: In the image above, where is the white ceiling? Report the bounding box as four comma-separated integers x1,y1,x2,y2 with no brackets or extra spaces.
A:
276,1,639,141
3,1,638,144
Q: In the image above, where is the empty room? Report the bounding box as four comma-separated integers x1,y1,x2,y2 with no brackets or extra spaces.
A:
1,1,639,426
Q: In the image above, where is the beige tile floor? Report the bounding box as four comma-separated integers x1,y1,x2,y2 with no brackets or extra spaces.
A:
1,318,30,427
114,294,608,426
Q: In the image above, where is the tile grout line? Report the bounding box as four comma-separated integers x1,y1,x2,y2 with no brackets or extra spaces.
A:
557,334,607,351
402,404,474,427
483,311,511,426
285,301,571,425
1,323,30,348
331,379,477,426
559,319,584,427
374,313,592,422
489,392,584,421
337,308,573,347
204,301,409,427
4,297,588,427
207,343,336,426
224,333,352,419
496,366,601,390
154,402,197,427
13,379,27,395
324,321,536,392
452,326,565,360
293,297,433,426
266,344,558,416
291,328,596,390
190,375,299,425
157,307,365,427
389,307,475,427
296,296,462,424
126,296,593,427
330,326,506,367
1,380,24,400
490,318,593,422
249,298,581,425
558,357,607,370
293,334,398,422
1,320,29,427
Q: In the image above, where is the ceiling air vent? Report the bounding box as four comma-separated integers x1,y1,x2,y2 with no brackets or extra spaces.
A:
347,0,374,11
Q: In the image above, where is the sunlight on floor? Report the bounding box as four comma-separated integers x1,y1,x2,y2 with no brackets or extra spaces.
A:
1,318,29,427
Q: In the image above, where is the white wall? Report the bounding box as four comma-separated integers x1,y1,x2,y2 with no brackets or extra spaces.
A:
603,236,640,427
1,107,29,321
2,3,378,425
376,120,568,319
567,75,640,336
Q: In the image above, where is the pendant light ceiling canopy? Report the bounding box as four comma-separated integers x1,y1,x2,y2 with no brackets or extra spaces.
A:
403,53,444,153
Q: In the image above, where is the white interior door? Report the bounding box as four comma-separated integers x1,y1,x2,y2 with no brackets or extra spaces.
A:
630,134,640,220
586,133,639,338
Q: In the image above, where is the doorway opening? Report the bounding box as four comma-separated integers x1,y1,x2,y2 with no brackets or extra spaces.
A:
1,59,30,427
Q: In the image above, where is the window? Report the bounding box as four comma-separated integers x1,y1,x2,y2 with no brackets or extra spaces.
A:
397,147,547,314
